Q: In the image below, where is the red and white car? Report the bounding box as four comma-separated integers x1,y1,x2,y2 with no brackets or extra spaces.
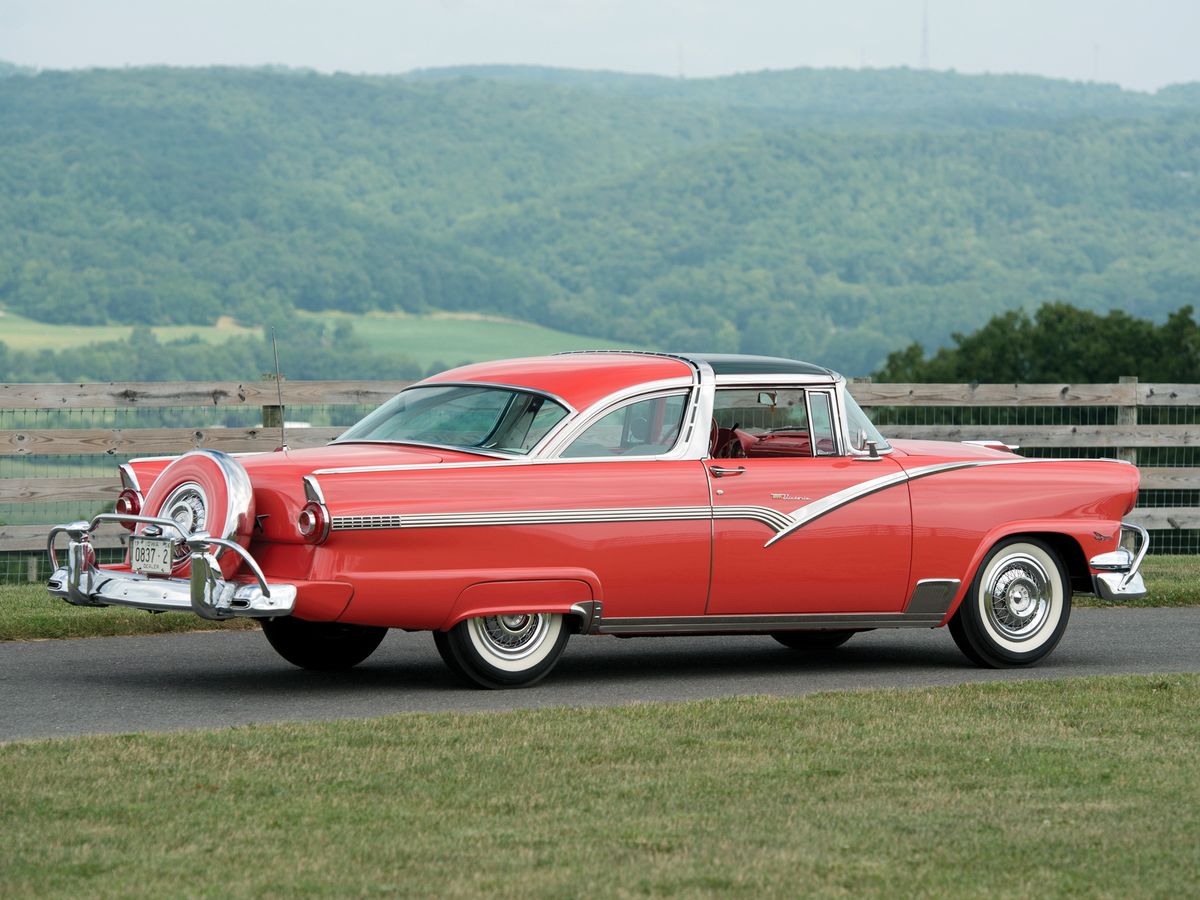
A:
48,352,1147,687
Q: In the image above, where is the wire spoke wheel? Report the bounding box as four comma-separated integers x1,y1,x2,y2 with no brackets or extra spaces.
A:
985,553,1053,641
950,538,1071,668
436,612,570,689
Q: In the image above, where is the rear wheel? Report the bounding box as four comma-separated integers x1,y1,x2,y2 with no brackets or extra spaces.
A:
434,613,569,689
949,538,1071,668
772,630,856,651
261,616,387,671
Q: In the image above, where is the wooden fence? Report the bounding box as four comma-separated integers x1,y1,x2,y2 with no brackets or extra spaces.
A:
2,377,1199,558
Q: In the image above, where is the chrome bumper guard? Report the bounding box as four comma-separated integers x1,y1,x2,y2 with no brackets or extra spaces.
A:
1089,521,1149,603
46,513,296,620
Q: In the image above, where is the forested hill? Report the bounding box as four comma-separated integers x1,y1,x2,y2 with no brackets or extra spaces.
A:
1,63,1199,375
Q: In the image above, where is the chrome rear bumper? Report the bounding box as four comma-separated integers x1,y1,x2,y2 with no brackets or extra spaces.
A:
46,513,296,620
1089,521,1149,603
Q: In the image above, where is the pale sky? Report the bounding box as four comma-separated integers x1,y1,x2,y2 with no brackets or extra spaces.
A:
1,0,1197,92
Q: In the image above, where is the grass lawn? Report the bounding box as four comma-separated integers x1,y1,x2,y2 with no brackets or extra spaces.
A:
1,675,1197,897
2,555,1196,642
0,583,256,641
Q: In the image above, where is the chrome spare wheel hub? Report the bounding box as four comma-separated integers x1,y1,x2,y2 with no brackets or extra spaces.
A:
476,613,548,659
161,482,208,563
987,554,1052,640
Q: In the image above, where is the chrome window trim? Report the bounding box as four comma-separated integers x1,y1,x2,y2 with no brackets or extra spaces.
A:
711,373,840,387
330,439,520,459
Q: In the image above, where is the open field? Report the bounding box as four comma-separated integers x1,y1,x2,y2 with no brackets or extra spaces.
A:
0,311,258,351
301,310,644,368
1,675,1197,897
2,555,1196,642
0,308,642,369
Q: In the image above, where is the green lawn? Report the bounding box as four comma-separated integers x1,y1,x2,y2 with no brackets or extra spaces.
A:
1,676,1196,897
3,555,1195,642
0,583,255,641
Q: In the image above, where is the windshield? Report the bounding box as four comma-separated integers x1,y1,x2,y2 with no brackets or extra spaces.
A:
337,385,569,455
844,392,891,452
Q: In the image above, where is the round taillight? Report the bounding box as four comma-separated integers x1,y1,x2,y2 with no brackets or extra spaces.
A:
115,489,142,530
297,501,329,544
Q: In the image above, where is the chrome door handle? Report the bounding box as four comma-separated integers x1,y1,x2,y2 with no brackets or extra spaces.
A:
709,466,746,478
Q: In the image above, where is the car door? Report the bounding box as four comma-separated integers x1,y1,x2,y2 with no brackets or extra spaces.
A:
705,386,912,615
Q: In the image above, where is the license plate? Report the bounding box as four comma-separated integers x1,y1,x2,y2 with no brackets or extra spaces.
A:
130,537,174,575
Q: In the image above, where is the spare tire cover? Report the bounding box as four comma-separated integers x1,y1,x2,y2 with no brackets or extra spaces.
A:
134,450,255,579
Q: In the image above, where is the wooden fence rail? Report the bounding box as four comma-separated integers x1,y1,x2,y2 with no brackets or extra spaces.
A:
3,378,1200,556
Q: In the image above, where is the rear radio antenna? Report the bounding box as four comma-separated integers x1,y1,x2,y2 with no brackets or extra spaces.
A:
271,327,288,451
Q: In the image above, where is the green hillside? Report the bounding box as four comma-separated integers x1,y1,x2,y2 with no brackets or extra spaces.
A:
1,63,1198,379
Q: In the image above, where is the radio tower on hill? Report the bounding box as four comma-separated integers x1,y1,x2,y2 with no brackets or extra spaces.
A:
921,1,930,69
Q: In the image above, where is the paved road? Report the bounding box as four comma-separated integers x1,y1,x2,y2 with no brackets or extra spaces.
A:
1,608,1196,742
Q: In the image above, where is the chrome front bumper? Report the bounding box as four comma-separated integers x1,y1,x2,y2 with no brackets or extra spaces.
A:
1090,521,1149,603
46,513,296,620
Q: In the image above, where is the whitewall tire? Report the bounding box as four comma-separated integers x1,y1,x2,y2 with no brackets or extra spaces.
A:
950,538,1071,668
434,613,570,688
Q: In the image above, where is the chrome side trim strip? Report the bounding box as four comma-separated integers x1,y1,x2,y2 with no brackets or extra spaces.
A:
331,506,718,531
326,457,1131,542
765,458,1055,547
597,611,944,635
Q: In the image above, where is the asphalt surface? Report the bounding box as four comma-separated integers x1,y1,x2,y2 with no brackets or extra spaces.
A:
1,608,1197,742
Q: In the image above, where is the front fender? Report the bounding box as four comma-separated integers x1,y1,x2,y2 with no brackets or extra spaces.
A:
942,518,1097,623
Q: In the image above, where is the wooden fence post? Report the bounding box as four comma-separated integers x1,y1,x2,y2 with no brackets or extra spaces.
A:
261,374,285,439
1118,376,1138,466
1113,376,1132,468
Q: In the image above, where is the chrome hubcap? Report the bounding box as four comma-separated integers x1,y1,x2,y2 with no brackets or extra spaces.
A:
161,482,208,563
986,554,1052,641
473,613,549,660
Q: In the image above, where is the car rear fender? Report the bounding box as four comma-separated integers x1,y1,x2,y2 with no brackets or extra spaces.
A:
942,519,1095,622
441,575,602,632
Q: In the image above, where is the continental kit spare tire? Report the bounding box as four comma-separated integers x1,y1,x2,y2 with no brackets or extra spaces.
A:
133,449,255,579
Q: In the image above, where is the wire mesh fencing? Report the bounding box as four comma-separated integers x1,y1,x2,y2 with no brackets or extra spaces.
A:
3,379,1198,584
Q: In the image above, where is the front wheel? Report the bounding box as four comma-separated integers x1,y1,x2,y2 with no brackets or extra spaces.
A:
434,613,569,689
949,538,1071,668
261,617,387,671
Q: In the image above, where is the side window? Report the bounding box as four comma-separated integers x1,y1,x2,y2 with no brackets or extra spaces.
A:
807,392,838,456
560,393,689,458
713,387,838,458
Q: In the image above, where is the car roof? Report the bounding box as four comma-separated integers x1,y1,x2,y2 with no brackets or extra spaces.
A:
420,351,838,412
684,354,835,377
420,353,695,411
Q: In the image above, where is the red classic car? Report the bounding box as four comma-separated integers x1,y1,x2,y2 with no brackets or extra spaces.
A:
48,352,1147,687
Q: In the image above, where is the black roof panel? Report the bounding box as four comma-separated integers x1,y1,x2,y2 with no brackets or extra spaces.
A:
683,353,836,377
